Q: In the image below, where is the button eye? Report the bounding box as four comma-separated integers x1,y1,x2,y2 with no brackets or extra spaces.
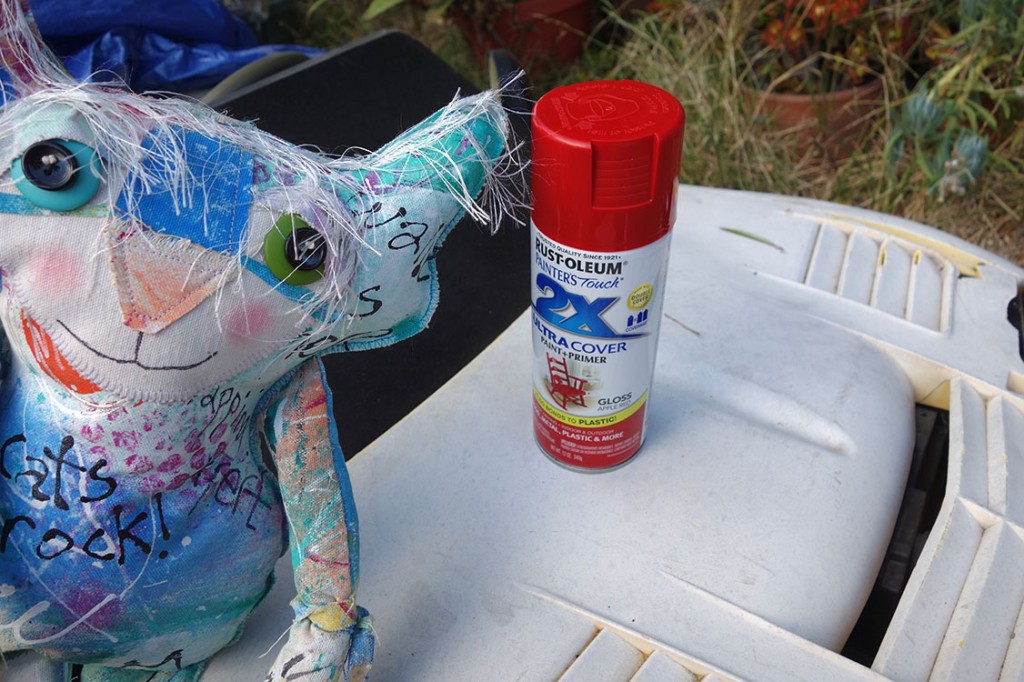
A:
24,141,77,189
263,214,327,285
285,227,327,271
12,139,102,211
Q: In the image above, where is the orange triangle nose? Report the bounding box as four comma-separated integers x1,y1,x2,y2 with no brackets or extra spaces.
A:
108,225,236,334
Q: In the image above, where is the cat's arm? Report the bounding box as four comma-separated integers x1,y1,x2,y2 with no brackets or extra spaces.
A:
262,357,373,682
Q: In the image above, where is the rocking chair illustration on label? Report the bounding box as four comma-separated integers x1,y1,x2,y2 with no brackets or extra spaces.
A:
546,353,588,410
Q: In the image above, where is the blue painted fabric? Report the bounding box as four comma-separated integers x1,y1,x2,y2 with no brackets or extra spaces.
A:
0,365,286,663
116,129,254,254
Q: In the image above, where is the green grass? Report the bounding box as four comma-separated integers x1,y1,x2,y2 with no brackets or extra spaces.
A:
282,0,1024,265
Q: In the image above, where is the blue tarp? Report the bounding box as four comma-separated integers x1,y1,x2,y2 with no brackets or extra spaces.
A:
29,0,320,92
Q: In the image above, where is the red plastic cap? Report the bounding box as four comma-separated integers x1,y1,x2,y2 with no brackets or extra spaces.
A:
531,80,685,252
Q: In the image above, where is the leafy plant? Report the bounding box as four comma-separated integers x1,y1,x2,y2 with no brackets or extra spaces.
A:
742,0,917,93
885,89,991,201
921,0,1023,146
883,0,1024,201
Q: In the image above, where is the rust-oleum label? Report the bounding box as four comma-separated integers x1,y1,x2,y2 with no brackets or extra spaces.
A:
531,224,671,470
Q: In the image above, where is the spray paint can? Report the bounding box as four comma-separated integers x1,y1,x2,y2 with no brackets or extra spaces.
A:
530,80,685,471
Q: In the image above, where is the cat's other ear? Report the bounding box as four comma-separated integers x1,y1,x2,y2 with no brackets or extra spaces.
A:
0,0,73,105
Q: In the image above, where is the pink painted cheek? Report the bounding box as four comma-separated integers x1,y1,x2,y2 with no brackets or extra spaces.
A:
225,301,275,340
28,248,86,299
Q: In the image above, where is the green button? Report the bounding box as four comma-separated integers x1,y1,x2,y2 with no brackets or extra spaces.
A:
263,214,326,285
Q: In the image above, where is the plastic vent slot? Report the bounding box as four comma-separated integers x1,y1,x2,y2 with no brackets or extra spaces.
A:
869,380,1024,680
841,405,949,666
803,223,954,331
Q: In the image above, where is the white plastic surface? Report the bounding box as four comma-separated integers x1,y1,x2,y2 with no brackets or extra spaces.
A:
9,186,1024,680
337,187,1024,682
342,296,912,681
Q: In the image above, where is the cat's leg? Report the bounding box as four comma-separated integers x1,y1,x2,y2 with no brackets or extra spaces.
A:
262,358,374,682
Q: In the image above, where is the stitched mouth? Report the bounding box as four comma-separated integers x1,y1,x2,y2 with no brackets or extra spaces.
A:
56,320,217,371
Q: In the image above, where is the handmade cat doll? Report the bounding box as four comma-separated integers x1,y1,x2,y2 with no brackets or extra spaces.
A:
0,1,512,679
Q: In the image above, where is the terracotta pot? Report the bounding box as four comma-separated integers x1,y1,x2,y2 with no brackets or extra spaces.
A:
455,0,592,72
748,78,885,161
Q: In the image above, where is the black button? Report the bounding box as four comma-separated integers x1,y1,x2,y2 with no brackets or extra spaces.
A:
285,227,327,271
22,141,78,191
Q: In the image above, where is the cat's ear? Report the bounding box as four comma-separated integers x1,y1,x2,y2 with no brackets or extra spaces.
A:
0,0,72,105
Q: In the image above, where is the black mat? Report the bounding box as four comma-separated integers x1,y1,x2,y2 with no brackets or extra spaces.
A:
214,31,531,458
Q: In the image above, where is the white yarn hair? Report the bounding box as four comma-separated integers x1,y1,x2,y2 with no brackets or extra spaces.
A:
0,0,522,333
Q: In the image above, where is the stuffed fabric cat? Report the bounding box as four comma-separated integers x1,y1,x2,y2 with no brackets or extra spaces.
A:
0,1,513,679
